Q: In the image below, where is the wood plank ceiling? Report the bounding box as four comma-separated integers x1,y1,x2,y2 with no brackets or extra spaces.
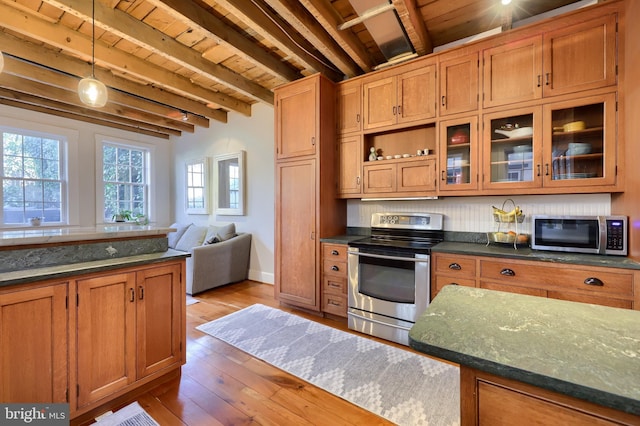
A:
0,0,582,139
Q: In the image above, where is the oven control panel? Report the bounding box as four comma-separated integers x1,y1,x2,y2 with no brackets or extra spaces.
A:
372,212,444,230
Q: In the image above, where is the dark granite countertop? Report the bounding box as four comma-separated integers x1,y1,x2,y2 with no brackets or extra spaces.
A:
320,234,367,244
409,285,640,416
433,241,640,271
0,249,189,288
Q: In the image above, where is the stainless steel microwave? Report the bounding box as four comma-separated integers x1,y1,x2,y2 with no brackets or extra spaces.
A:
531,215,627,256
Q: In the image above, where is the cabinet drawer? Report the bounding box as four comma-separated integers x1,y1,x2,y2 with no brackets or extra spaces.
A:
322,243,348,261
480,281,547,297
322,293,347,317
432,276,476,299
323,259,347,277
479,260,633,296
323,276,348,295
548,291,633,309
433,254,477,278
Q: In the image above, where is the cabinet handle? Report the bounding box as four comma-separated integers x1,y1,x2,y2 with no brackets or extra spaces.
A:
450,283,459,286
356,176,360,185
331,265,340,271
397,105,402,116
441,170,446,181
129,288,135,302
329,282,341,288
584,277,604,286
356,113,360,123
545,163,550,176
536,164,541,177
392,106,397,115
331,250,339,255
545,73,551,86
441,95,446,107
448,263,462,270
311,136,316,146
537,75,541,87
328,299,341,306
139,285,144,300
500,268,516,276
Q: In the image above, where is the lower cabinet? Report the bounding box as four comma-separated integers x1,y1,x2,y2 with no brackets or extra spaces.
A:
432,252,637,309
0,282,68,403
462,366,638,425
321,243,348,317
76,262,183,408
0,258,185,419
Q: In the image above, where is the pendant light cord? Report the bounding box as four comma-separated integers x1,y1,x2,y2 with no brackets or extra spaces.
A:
91,0,96,78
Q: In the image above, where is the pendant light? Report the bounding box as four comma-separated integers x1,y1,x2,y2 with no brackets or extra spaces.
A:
78,0,108,107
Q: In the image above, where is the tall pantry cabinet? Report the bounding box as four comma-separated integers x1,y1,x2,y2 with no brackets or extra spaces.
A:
274,74,346,311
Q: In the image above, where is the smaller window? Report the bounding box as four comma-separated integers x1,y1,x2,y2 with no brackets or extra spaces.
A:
185,157,210,215
102,143,149,222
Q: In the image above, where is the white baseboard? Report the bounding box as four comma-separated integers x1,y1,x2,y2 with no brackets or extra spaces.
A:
249,269,274,285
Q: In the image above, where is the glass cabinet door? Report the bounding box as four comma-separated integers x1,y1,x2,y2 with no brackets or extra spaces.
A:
483,107,542,189
544,93,616,187
439,116,478,192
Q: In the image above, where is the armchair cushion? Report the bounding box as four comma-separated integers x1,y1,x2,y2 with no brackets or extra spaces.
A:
204,223,236,244
174,225,207,252
167,222,191,249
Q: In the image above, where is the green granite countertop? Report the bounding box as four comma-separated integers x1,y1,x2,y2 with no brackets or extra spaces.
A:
0,249,189,288
433,241,640,270
319,234,367,244
409,285,640,416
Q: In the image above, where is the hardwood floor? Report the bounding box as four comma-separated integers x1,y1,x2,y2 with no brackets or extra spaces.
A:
86,280,397,425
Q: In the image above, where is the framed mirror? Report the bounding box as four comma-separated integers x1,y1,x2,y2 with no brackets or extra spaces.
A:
185,157,210,214
214,150,245,215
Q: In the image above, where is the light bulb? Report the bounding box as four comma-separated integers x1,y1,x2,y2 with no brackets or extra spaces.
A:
0,51,4,73
78,77,108,107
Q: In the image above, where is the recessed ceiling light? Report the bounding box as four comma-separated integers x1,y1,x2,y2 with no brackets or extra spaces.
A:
502,0,512,5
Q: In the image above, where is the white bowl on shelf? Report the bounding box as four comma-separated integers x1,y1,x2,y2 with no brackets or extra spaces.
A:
495,127,533,138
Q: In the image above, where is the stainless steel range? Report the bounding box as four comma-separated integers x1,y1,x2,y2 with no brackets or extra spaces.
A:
347,212,444,346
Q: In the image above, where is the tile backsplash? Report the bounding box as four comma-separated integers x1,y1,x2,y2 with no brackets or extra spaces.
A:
347,193,611,234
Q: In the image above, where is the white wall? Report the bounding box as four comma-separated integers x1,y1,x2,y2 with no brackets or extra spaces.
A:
0,104,173,227
170,103,275,284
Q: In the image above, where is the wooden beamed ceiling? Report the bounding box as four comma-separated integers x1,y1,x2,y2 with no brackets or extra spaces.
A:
0,0,583,139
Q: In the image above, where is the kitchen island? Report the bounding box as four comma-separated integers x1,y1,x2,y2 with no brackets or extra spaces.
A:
409,285,640,425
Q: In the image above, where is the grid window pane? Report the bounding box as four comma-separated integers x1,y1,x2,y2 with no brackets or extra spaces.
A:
2,131,63,225
102,143,147,221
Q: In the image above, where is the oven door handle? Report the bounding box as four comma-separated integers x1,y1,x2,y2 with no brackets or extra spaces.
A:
348,249,428,263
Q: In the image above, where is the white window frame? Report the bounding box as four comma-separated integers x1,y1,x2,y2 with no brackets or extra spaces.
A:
185,157,210,215
0,118,79,228
96,135,156,224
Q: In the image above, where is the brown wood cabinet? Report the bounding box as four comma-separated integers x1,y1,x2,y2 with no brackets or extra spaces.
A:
363,59,437,130
275,77,319,160
321,243,348,318
432,252,637,310
461,366,639,425
337,80,362,135
337,134,362,197
76,262,184,409
439,115,480,192
363,157,436,197
0,281,68,404
274,74,346,312
439,50,479,116
483,12,617,109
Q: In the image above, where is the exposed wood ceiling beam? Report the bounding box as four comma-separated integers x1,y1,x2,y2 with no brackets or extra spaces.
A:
392,0,433,55
0,71,185,136
0,31,220,126
42,0,274,105
145,0,302,83
266,0,362,78
0,3,252,116
211,0,343,81
3,56,195,133
300,0,375,73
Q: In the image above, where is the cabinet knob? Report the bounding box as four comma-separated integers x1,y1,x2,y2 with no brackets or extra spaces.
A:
500,268,516,276
448,263,462,270
331,265,340,271
311,136,316,146
331,250,339,255
584,277,604,286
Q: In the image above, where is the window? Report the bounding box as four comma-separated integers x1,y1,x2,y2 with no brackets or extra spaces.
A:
185,157,209,214
1,130,65,225
101,142,149,222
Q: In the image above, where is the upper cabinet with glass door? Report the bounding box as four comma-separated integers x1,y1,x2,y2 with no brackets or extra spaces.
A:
543,93,617,189
483,107,542,190
439,116,479,193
